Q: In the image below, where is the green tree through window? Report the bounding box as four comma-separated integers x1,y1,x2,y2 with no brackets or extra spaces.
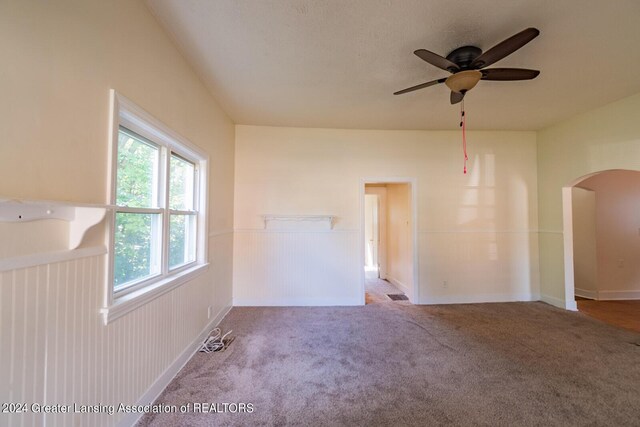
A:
113,127,198,291
114,130,160,287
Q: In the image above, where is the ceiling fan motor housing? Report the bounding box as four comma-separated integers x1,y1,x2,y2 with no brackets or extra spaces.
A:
446,46,483,70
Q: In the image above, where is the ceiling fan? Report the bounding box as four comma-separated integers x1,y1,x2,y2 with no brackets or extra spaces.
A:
394,28,540,104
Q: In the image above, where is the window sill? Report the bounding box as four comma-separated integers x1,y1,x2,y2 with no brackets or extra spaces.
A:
100,262,209,325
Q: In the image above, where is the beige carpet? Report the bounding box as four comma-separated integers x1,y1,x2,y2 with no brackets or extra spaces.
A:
139,302,640,426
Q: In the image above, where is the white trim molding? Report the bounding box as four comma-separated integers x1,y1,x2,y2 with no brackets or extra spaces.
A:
208,229,234,237
596,290,640,300
419,229,541,234
101,263,209,324
261,214,336,230
234,228,357,234
561,186,577,309
423,292,540,305
0,245,107,272
114,91,208,162
537,229,564,234
233,297,361,307
574,287,598,300
540,293,577,311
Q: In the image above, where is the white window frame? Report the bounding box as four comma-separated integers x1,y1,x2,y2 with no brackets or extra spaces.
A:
101,90,209,324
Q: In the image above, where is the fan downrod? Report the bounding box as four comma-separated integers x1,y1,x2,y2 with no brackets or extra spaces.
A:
446,46,482,69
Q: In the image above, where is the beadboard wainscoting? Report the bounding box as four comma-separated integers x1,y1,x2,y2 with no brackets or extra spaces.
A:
0,231,233,427
233,228,541,307
418,230,541,304
233,230,361,306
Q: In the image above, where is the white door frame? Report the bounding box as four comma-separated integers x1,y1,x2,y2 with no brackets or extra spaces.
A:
561,168,638,311
359,177,419,304
563,176,602,311
562,172,604,311
561,186,579,311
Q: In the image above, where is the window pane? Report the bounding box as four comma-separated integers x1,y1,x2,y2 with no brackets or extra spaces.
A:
170,154,195,210
117,128,159,208
169,214,196,269
114,212,161,288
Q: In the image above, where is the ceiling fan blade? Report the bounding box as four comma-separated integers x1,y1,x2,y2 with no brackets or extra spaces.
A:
471,28,540,69
481,68,540,81
450,91,465,104
414,49,460,72
394,78,446,95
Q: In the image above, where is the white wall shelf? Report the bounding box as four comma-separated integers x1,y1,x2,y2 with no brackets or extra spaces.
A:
261,214,336,230
0,198,108,249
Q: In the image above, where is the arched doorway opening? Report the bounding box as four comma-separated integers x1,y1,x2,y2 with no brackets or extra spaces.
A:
562,169,640,332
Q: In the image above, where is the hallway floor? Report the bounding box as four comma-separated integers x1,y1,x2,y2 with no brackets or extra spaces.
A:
576,299,640,333
364,275,408,304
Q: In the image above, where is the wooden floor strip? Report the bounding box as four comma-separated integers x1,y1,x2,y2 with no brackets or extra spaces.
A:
576,299,640,333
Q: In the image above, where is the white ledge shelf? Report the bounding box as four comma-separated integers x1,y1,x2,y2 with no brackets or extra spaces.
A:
261,214,336,231
0,198,108,250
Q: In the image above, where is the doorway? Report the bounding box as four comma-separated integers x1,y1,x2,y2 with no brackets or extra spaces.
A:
364,190,385,280
361,179,418,304
563,169,640,332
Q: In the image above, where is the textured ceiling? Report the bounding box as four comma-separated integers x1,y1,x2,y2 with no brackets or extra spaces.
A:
146,0,640,130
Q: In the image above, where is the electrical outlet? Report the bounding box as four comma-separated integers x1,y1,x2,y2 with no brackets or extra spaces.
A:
618,259,625,268
443,280,448,288
207,306,212,319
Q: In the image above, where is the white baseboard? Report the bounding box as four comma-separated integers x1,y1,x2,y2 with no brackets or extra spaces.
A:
597,289,640,300
574,287,597,300
570,288,640,301
233,297,361,306
422,293,539,305
540,294,577,311
119,299,233,427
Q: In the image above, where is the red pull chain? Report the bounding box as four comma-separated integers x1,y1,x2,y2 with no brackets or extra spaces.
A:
460,99,468,174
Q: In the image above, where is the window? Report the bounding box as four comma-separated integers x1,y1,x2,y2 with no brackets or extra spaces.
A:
113,128,162,289
104,91,208,319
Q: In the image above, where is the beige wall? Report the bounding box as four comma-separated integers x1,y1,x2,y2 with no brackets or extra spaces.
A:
537,93,640,307
0,1,234,425
234,125,540,305
579,170,640,298
385,183,413,298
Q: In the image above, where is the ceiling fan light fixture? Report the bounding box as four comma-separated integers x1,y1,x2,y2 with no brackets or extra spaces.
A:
445,70,482,93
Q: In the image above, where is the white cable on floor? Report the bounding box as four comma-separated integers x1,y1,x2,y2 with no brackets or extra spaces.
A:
199,328,235,353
